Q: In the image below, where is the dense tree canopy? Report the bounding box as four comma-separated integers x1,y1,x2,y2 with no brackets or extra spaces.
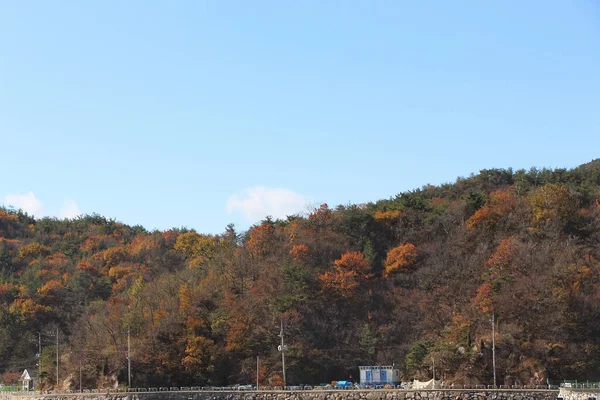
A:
2,160,600,389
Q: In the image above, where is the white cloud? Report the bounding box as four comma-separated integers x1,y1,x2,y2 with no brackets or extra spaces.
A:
2,193,82,219
3,192,44,216
226,186,309,222
59,200,81,219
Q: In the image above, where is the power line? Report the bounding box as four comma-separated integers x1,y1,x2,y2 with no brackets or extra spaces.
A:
0,355,39,368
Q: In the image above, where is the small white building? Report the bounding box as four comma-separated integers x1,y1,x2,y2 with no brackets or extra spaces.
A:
359,366,401,386
20,369,36,391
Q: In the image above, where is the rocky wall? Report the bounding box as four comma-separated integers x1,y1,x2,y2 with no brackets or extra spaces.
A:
0,389,559,400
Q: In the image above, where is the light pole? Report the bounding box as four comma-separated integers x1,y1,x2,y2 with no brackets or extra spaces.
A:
490,314,496,387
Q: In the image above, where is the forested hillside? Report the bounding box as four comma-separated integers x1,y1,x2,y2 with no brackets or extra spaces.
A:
2,160,600,389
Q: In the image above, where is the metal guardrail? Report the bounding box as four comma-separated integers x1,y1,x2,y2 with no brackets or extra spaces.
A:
560,383,600,389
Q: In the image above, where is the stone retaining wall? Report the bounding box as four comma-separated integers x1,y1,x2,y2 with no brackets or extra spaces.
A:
557,388,599,400
0,390,559,400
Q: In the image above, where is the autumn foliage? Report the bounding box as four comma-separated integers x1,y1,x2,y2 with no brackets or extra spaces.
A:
484,237,516,278
289,243,309,262
1,160,600,388
373,210,403,224
466,189,517,229
319,251,372,295
384,243,418,275
473,282,494,314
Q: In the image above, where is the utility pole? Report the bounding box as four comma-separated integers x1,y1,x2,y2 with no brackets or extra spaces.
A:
127,328,131,389
277,320,288,388
38,332,41,385
491,314,497,387
79,361,82,393
56,328,59,388
432,356,435,389
256,356,259,391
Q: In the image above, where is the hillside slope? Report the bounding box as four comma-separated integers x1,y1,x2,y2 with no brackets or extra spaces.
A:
1,160,600,388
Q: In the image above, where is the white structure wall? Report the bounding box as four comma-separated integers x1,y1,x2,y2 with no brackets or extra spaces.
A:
359,366,400,385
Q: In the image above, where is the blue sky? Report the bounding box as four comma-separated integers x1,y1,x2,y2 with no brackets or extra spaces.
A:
1,1,599,234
